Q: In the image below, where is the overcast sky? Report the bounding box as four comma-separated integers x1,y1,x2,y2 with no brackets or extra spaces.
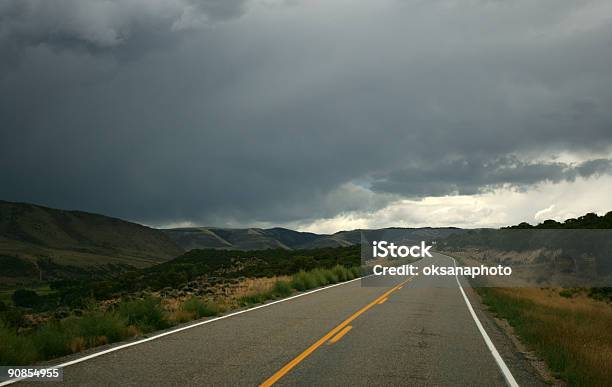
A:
1,0,612,233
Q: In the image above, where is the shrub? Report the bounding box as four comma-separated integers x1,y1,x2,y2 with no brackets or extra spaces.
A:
322,270,339,284
118,297,169,333
32,322,71,359
290,270,317,291
70,312,127,345
2,299,170,366
309,269,329,286
290,266,359,291
272,280,293,297
238,280,294,307
20,310,129,363
0,322,38,365
181,297,219,318
346,268,355,280
332,265,350,282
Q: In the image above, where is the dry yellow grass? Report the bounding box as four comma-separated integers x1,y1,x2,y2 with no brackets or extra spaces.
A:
161,297,183,312
229,276,290,301
155,275,292,312
479,287,612,386
169,310,195,324
126,325,141,337
154,275,294,324
68,337,86,353
494,287,611,315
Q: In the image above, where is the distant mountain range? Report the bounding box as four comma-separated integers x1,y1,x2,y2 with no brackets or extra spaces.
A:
162,227,463,251
162,227,351,250
0,200,462,282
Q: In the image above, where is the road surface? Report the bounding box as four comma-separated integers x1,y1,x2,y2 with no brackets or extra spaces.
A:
18,253,543,386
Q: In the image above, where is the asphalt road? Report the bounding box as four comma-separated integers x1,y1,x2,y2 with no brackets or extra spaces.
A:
17,253,543,386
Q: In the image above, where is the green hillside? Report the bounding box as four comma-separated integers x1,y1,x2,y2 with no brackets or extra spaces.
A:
0,201,184,282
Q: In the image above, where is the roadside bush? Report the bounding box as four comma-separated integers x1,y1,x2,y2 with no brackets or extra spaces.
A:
290,266,360,292
0,322,38,365
34,311,128,359
309,269,329,286
31,322,71,359
238,279,295,307
69,312,127,345
118,297,169,333
290,270,317,291
181,297,219,318
322,270,339,284
272,280,292,297
332,265,350,282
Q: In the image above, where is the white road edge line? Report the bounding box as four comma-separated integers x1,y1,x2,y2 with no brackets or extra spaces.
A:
0,275,368,386
444,253,519,387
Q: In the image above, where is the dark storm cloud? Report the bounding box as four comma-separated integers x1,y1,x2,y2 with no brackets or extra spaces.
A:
0,0,248,58
370,157,612,197
1,0,612,226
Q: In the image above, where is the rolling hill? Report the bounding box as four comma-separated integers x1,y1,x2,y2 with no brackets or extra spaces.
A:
0,201,184,282
162,226,463,251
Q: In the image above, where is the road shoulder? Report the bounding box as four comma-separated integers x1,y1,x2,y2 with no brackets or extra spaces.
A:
462,285,562,387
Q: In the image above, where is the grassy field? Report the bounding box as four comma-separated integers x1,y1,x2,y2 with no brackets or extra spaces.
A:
478,287,612,386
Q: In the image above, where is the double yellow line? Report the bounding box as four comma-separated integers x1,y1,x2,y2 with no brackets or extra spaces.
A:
260,276,413,386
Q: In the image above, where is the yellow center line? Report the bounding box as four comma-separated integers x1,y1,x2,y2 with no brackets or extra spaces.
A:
260,276,413,387
377,297,388,305
327,325,352,345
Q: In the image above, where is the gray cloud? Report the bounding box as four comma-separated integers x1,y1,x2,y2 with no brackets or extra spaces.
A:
1,0,612,227
370,157,612,197
0,0,248,62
